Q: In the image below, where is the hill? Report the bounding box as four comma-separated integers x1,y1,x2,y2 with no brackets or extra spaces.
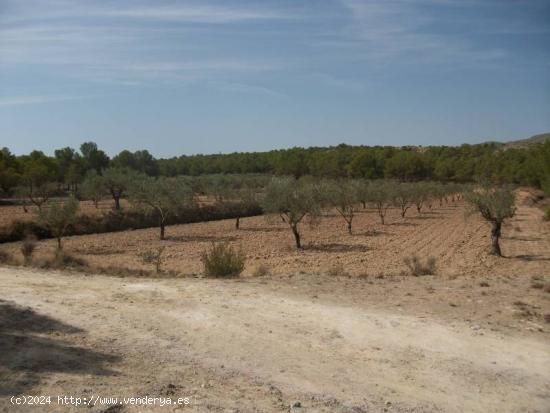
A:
502,132,550,149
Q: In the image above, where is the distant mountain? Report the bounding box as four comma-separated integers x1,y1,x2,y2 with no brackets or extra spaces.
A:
501,132,550,149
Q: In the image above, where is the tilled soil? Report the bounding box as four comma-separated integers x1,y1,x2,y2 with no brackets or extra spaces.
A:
0,192,549,412
2,196,549,280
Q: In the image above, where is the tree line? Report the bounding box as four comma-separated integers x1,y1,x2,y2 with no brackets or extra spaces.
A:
1,140,549,197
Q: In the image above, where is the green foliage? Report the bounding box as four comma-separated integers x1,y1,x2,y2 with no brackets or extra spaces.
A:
2,139,550,197
368,180,396,224
38,196,79,250
102,167,143,210
112,149,159,176
393,182,415,218
465,185,516,256
466,186,516,224
128,176,193,239
80,142,110,173
324,179,360,233
201,242,245,278
15,182,57,210
81,170,106,207
545,206,550,221
262,177,322,248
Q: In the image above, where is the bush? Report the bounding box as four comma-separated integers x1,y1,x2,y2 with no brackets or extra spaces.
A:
34,251,88,270
545,206,550,221
139,246,165,273
327,263,348,277
53,251,88,269
21,234,37,265
201,242,245,278
0,249,14,264
252,263,270,277
403,255,436,276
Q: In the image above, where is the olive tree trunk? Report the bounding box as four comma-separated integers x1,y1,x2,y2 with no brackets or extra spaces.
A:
491,221,502,256
291,223,301,249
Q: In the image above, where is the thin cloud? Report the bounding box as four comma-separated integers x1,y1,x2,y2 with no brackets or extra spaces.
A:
101,5,289,23
0,95,91,107
337,0,513,64
215,82,287,98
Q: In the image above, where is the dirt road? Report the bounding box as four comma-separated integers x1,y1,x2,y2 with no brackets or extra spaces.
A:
1,266,549,413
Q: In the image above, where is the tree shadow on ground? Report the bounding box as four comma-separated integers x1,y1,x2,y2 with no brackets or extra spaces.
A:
353,229,389,237
165,234,237,243
509,254,550,262
239,227,286,233
504,236,542,241
388,221,419,227
304,243,369,253
0,300,119,396
412,214,443,220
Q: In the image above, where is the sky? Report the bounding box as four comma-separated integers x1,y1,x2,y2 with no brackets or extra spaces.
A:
1,0,549,157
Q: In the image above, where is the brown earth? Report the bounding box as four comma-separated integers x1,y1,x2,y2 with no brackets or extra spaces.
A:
1,195,549,280
0,192,549,412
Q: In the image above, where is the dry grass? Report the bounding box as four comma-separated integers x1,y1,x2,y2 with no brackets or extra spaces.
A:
403,255,437,276
252,263,270,277
201,242,245,278
327,263,348,277
0,249,14,265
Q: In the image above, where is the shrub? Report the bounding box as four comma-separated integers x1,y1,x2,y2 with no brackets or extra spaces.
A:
21,233,37,265
34,251,88,270
201,242,245,278
252,263,270,277
38,196,79,250
327,263,348,277
53,251,88,269
0,249,14,264
139,246,166,273
403,255,436,276
545,206,550,221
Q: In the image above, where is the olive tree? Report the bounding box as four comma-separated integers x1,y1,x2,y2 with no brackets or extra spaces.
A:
393,182,414,219
262,177,321,249
466,186,516,256
102,167,140,210
411,182,431,213
325,180,360,234
204,175,258,229
129,176,193,240
80,170,105,208
232,186,259,229
38,196,79,250
16,182,57,211
356,179,370,209
369,180,394,225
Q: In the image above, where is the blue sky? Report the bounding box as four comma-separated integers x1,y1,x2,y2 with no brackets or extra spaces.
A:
1,0,549,157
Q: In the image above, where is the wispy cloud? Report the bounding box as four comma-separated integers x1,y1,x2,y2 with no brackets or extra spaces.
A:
100,5,288,23
214,82,287,98
0,1,291,86
335,0,516,64
0,95,91,107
